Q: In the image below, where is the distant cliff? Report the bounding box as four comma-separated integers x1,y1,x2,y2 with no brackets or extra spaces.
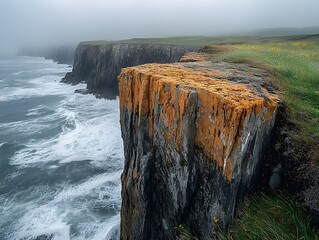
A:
118,53,279,239
18,45,75,64
61,42,198,99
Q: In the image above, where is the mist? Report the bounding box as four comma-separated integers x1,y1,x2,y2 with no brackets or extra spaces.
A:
1,0,319,53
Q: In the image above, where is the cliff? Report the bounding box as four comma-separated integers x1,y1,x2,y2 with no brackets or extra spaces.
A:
62,42,198,99
18,45,75,64
118,54,279,239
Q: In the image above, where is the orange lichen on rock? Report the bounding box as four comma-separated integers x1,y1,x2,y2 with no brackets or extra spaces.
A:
179,52,212,62
119,63,278,181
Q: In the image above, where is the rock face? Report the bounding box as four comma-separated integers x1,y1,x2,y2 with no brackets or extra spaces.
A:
18,45,75,64
62,43,198,99
119,55,279,239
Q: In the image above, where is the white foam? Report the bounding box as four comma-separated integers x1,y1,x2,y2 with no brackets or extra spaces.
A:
0,142,7,148
53,171,121,202
0,56,81,102
25,105,46,116
0,75,84,102
11,95,123,167
1,57,123,239
38,67,71,74
12,206,71,240
8,172,121,240
12,71,24,75
92,215,120,240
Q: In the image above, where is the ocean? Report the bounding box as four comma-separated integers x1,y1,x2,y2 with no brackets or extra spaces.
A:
0,56,123,240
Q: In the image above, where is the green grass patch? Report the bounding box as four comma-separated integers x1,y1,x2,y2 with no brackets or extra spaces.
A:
218,192,318,240
211,36,319,161
80,36,259,47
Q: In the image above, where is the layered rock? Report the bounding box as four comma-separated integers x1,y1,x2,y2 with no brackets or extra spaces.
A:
62,42,198,99
119,56,279,239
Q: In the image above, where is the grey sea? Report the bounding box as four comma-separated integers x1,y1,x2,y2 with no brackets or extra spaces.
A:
0,56,123,240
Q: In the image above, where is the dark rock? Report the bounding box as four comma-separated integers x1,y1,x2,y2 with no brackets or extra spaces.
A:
61,43,199,99
118,59,279,239
74,89,89,95
261,105,319,228
269,163,282,190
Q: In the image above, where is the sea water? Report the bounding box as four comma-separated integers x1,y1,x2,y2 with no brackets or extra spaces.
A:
0,56,123,240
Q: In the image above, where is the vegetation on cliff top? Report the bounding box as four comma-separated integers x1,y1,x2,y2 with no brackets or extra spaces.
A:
210,35,319,161
209,35,319,238
80,36,257,47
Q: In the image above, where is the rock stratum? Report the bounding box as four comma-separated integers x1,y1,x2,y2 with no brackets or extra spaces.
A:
119,53,279,239
62,42,198,99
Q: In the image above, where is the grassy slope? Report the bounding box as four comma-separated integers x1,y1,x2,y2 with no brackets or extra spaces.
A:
210,35,319,161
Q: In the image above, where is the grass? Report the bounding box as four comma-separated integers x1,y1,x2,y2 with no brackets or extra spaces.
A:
218,192,318,240
210,35,319,161
80,36,259,47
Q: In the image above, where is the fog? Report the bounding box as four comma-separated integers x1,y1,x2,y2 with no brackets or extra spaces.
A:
1,0,319,53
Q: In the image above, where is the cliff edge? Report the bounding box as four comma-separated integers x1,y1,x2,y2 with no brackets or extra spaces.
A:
119,53,279,239
62,42,198,99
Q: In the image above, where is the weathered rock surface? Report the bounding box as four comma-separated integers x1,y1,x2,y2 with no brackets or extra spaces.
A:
119,55,279,239
62,42,198,99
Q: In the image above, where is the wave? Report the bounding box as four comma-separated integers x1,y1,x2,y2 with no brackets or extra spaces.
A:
25,105,46,116
10,97,123,167
0,75,86,102
37,67,71,74
0,81,64,101
12,71,24,75
4,171,121,240
53,171,121,202
0,56,123,240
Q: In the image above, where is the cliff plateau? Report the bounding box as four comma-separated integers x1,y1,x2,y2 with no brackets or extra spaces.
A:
119,54,279,239
62,43,198,99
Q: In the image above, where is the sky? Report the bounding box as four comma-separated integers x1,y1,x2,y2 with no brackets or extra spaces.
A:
1,0,319,52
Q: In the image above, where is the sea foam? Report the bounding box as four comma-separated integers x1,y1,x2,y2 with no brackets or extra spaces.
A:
0,56,123,240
